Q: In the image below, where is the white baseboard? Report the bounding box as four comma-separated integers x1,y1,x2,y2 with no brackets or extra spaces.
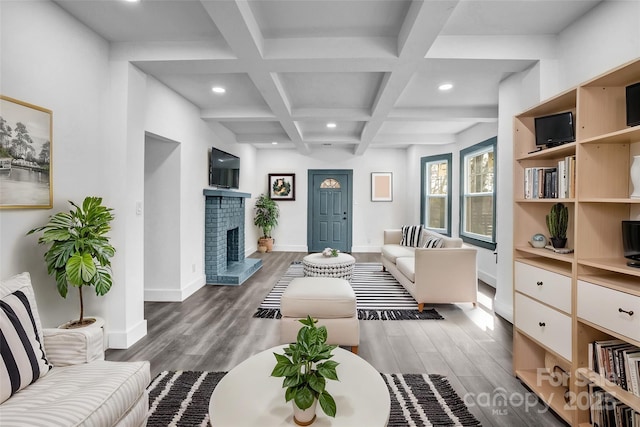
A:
478,270,496,287
107,318,147,349
350,245,380,253
272,244,308,252
144,275,205,302
494,298,513,324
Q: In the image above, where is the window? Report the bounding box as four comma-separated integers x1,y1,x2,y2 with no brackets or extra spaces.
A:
420,154,451,236
459,137,497,250
320,178,341,189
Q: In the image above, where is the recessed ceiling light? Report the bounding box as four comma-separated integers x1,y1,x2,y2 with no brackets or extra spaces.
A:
271,141,278,145
326,122,337,129
211,86,226,94
123,0,140,3
438,83,453,91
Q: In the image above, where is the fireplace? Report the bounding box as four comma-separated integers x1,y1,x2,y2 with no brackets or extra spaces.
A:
203,189,262,285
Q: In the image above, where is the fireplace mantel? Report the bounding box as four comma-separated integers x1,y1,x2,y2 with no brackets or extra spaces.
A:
203,189,261,285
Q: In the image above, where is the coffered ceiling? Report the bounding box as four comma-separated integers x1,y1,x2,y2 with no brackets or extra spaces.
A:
53,0,601,155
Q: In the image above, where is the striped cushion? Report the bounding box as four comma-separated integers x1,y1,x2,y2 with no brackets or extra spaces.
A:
400,225,423,247
422,236,444,248
1,273,52,404
0,360,150,426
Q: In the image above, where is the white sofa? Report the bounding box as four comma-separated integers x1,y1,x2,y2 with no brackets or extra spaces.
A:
0,272,150,427
381,229,478,310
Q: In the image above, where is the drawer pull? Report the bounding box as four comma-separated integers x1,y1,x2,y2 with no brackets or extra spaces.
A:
536,281,543,286
618,308,634,316
538,322,546,327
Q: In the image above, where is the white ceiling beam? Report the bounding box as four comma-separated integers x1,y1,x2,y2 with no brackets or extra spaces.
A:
373,134,457,144
200,0,310,155
356,0,460,156
389,106,498,122
200,111,276,121
427,35,558,60
110,40,235,62
264,37,397,60
236,134,290,144
292,108,371,121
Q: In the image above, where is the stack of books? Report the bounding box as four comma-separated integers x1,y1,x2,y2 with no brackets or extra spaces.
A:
588,340,640,396
589,385,639,427
523,155,576,199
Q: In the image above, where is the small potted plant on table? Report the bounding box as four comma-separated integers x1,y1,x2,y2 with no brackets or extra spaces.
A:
271,316,340,426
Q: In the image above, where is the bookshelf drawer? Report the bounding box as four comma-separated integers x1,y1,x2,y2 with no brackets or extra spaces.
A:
515,293,572,360
514,262,571,313
578,280,640,342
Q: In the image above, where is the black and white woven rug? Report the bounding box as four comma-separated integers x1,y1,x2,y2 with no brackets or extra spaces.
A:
253,262,443,320
147,370,481,426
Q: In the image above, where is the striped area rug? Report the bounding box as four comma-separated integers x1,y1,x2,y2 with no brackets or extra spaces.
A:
147,371,481,427
253,262,443,320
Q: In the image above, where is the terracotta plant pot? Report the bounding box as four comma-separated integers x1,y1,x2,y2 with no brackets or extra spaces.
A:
258,237,274,252
257,245,267,253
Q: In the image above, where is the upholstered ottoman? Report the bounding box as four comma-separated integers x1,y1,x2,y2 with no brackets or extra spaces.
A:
280,277,359,354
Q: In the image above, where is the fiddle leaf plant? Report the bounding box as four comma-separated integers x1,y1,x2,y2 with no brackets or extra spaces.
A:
271,316,340,417
27,196,115,326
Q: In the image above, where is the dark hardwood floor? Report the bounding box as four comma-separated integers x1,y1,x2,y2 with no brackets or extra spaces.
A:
107,252,567,426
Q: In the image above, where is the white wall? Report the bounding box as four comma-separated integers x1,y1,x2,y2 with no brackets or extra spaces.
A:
251,147,408,252
0,1,114,328
144,134,181,300
493,0,640,322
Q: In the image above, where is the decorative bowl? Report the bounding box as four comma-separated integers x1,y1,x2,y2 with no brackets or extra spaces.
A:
530,233,547,248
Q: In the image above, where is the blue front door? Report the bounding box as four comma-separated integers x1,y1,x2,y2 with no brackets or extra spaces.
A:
308,170,353,253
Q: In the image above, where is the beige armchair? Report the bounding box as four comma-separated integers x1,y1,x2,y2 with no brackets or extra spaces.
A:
381,229,478,310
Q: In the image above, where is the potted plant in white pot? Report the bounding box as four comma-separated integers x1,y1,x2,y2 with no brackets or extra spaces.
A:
271,316,340,426
253,193,279,252
27,196,116,328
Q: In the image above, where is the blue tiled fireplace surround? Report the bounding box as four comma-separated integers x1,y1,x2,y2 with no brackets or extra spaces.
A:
203,189,262,285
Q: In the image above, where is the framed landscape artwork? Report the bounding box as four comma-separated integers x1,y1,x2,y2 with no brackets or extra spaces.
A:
269,173,295,201
371,172,392,202
0,96,53,209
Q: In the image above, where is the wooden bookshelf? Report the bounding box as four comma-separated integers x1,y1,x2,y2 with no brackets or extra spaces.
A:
513,58,640,426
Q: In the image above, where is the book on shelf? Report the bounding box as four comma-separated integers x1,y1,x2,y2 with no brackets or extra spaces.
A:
522,156,575,200
590,340,640,397
588,385,639,427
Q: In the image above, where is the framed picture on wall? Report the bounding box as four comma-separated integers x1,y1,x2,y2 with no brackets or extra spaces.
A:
0,95,53,209
269,173,295,201
371,172,392,202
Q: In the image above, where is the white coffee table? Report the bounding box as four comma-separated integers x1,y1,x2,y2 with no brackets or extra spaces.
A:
302,253,356,281
209,344,390,426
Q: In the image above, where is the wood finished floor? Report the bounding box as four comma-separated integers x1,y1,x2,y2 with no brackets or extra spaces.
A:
106,252,567,427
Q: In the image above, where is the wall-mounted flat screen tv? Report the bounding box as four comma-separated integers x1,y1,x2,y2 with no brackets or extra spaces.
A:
535,111,575,147
209,147,240,189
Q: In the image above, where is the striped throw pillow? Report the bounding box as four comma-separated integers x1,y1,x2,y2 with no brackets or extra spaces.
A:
423,236,444,248
1,283,52,403
400,225,423,247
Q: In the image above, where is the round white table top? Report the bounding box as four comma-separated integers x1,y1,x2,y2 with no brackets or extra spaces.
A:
302,253,356,266
209,345,390,427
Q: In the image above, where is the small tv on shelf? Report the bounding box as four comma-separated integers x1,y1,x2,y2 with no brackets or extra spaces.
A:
626,81,640,127
622,220,640,268
209,147,240,189
534,111,575,148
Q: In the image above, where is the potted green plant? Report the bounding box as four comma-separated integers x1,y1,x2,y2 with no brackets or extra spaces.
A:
27,196,116,328
546,202,569,248
271,316,340,426
253,193,279,252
